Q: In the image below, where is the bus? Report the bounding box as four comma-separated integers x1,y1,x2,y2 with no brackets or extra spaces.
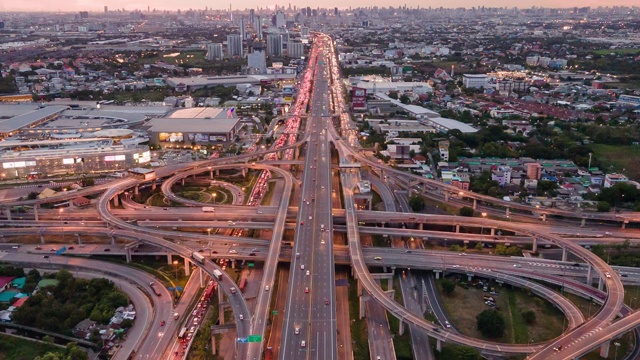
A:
202,207,215,212
178,327,187,340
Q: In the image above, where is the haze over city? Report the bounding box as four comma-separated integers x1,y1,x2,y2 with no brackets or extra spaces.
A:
2,0,638,12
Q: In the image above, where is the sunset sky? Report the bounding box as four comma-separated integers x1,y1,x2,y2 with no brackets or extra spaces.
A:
1,0,637,13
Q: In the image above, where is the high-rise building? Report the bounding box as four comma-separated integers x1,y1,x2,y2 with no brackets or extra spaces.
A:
275,10,286,28
306,7,311,17
300,27,309,37
288,41,304,58
79,11,89,19
104,6,108,13
227,34,243,57
266,34,283,56
248,48,267,74
254,16,263,40
249,9,255,24
526,163,542,180
240,18,246,40
206,43,224,61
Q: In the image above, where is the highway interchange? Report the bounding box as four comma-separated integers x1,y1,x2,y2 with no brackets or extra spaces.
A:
1,32,640,360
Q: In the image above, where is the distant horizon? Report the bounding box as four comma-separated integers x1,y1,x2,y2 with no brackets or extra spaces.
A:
1,1,638,13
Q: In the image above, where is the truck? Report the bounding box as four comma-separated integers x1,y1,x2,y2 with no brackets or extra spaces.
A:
202,207,215,212
213,269,223,280
192,252,206,264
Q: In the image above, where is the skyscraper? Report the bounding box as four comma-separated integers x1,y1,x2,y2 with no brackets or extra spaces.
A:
248,47,267,74
249,9,255,24
276,10,286,28
206,43,224,61
240,18,246,40
254,16,263,40
287,41,304,58
266,34,283,56
227,34,243,57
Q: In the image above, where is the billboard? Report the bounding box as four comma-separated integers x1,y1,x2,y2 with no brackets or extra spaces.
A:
352,87,367,110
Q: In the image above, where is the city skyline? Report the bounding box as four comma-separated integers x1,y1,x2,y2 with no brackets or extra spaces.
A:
1,0,638,13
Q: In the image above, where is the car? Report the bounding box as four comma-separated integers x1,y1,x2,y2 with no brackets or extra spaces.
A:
605,272,611,278
513,264,521,268
605,232,613,236
301,341,306,347
68,246,74,250
160,320,166,326
43,255,49,259
35,246,42,250
325,298,329,305
459,253,467,256
189,326,195,333
308,215,312,220
198,249,204,253
445,321,451,328
294,327,300,335
405,250,412,253
11,246,19,249
49,248,56,251
104,248,111,252
321,186,325,189
229,250,237,254
265,285,270,291
374,256,382,260
301,264,305,270
249,253,256,256
192,310,198,316
239,314,244,320
304,287,309,293
193,319,199,325
300,221,304,225
306,270,310,276
163,208,169,211
320,239,325,244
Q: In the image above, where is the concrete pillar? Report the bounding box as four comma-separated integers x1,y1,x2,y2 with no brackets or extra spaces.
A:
581,218,585,227
455,224,460,233
110,235,116,245
151,182,157,191
587,266,592,286
444,192,449,202
215,169,220,176
505,207,510,217
211,334,217,355
434,271,440,280
231,260,236,269
387,277,392,290
398,319,405,335
167,253,173,265
5,207,11,221
622,222,627,229
112,195,119,207
134,185,139,196
209,170,214,179
562,248,568,262
34,204,39,221
359,296,365,319
419,223,423,230
241,168,247,178
490,228,495,236
218,289,225,325
436,339,442,352
473,198,477,210
532,238,538,253
40,233,45,244
357,279,363,296
542,213,546,222
599,340,610,358
598,276,604,291
468,274,473,282
184,257,191,276
295,146,300,158
125,248,132,263
181,178,185,186
200,268,206,288
76,233,81,244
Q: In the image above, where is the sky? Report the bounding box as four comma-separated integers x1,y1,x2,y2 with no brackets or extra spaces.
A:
0,0,637,12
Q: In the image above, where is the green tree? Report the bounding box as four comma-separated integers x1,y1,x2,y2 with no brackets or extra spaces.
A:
409,195,425,212
27,192,39,200
597,201,611,212
521,310,537,324
476,309,505,338
459,206,475,217
443,344,482,360
474,242,483,251
441,278,456,295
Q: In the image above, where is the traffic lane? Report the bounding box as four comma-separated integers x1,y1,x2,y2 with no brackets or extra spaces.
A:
366,299,396,360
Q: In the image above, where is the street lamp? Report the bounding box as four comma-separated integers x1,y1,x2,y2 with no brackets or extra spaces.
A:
614,342,621,360
481,212,487,235
173,260,179,281
213,193,217,205
207,228,212,237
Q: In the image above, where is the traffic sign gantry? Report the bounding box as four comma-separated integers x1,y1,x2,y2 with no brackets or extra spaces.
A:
248,335,262,342
237,338,249,343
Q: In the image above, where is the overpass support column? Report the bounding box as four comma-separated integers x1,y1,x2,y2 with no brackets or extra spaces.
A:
134,185,139,196
40,233,45,244
241,168,246,178
490,228,495,236
209,170,214,179
151,182,156,191
181,178,185,186
215,169,220,176
505,207,510,217
218,289,225,325
5,207,11,221
434,271,440,280
581,218,585,227
622,221,627,229
200,268,206,288
34,204,39,221
167,253,172,265
419,223,423,230
76,233,81,245
472,198,477,210
436,339,442,352
532,238,538,253
210,334,217,355
586,266,592,286
357,279,363,296
562,248,568,262
455,224,460,233
598,276,604,291
468,274,473,282
110,234,116,245
295,146,300,159
444,192,449,202
359,296,365,319
398,319,405,336
542,213,546,222
387,277,392,290
112,195,119,207
125,248,132,263
599,340,610,358
184,258,191,277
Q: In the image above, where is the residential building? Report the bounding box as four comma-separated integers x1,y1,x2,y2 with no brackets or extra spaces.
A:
206,43,223,61
438,140,450,162
604,173,628,188
227,34,243,58
526,162,542,180
288,41,304,58
267,34,283,56
247,49,267,74
462,74,488,89
275,10,286,28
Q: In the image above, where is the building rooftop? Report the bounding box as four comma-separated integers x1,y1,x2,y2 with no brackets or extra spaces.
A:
0,105,68,133
145,117,240,134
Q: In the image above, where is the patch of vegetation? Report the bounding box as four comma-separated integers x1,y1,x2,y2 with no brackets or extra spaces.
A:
0,333,67,360
348,276,370,360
